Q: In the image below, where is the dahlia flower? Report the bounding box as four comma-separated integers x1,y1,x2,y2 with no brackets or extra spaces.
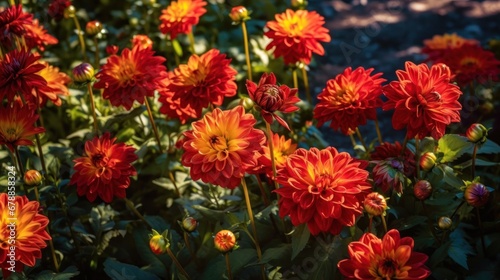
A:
422,33,478,61
253,132,297,178
383,62,462,140
275,147,371,235
371,141,416,178
181,106,266,189
314,67,385,135
0,103,45,152
159,0,207,39
131,34,153,50
70,133,138,203
265,9,331,65
35,61,71,106
48,0,71,21
338,229,431,279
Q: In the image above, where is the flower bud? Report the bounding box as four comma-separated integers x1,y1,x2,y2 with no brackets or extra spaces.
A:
24,170,43,186
438,216,452,230
182,217,198,233
86,20,103,37
132,35,153,50
291,0,308,10
63,5,76,19
464,182,490,207
413,180,432,200
229,6,250,24
363,192,387,216
480,102,494,115
466,123,488,144
106,45,119,55
419,152,437,171
72,63,95,83
149,230,167,255
142,0,156,6
214,230,236,253
254,84,283,113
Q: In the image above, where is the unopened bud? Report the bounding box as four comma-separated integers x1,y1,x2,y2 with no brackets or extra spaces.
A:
363,192,387,216
214,230,236,253
149,230,167,255
182,217,198,232
86,20,103,37
64,5,76,19
291,0,308,9
464,182,490,207
419,152,437,171
229,6,250,24
413,180,432,200
24,170,43,186
466,123,488,144
72,63,95,83
438,216,452,230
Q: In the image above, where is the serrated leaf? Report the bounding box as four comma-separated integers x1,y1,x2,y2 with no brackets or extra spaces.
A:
35,266,80,280
476,139,500,154
454,158,500,169
438,134,474,163
104,258,160,280
448,227,474,270
291,223,310,260
438,164,464,189
430,241,451,268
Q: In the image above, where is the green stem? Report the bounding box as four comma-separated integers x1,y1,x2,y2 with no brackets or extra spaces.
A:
415,138,421,180
355,128,368,152
400,135,409,157
46,227,60,272
224,253,233,280
368,216,373,234
349,134,357,149
241,21,252,81
183,231,200,267
71,16,87,61
374,116,383,144
240,178,265,279
380,214,388,234
301,66,311,104
124,198,153,229
87,83,99,135
292,67,299,90
471,144,478,179
166,247,191,279
93,37,100,68
265,122,279,191
476,207,486,255
255,175,270,206
188,32,195,54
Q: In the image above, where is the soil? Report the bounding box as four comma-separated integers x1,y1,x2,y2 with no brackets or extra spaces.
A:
306,0,500,149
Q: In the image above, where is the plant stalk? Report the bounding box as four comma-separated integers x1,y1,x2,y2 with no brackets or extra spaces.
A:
71,16,87,61
301,66,311,104
87,83,99,135
374,116,383,144
224,253,233,280
166,247,191,279
265,122,279,190
241,21,252,81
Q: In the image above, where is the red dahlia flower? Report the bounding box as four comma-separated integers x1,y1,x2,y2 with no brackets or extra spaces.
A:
383,62,462,140
246,72,300,130
35,61,71,106
131,34,153,50
0,49,52,103
70,133,138,203
338,229,431,279
436,44,500,87
48,0,71,21
181,106,266,189
158,49,237,123
265,9,331,65
0,194,51,273
274,147,371,235
314,67,385,135
422,33,479,61
0,5,32,50
159,0,207,39
94,46,167,110
0,103,45,152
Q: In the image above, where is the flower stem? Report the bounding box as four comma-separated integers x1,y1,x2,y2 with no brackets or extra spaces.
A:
224,253,233,280
241,21,252,81
355,128,368,152
368,216,373,234
374,116,383,144
476,207,486,255
46,227,60,272
300,66,311,104
93,37,100,68
183,231,200,267
400,135,409,157
255,175,270,206
124,198,153,229
240,178,265,279
188,32,195,54
415,137,421,180
87,83,99,135
8,0,14,6
71,15,87,61
471,144,478,179
265,122,279,190
349,134,357,149
292,67,299,89
166,247,191,279
380,214,388,234
450,200,465,220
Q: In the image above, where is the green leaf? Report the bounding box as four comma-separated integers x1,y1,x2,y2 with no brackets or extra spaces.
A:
103,258,160,280
172,39,183,57
430,241,451,268
261,244,292,265
438,164,465,189
454,158,500,169
35,266,80,280
390,215,427,231
291,223,310,260
437,134,474,163
476,139,500,154
448,227,475,270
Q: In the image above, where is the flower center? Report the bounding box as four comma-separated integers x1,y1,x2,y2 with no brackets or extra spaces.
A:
6,127,18,137
115,60,137,86
91,153,108,167
377,258,397,277
209,135,228,152
460,57,479,67
284,16,306,37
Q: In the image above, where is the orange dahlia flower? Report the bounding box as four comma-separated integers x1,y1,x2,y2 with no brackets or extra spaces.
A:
158,49,237,123
314,67,385,135
181,106,266,189
34,61,71,106
0,50,51,103
383,62,462,140
159,0,207,39
94,46,168,110
338,229,431,279
422,33,478,61
70,133,138,203
0,103,45,152
246,72,300,130
24,19,58,51
252,132,297,178
274,147,371,235
0,194,51,271
437,44,500,87
265,9,331,65
131,34,153,50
